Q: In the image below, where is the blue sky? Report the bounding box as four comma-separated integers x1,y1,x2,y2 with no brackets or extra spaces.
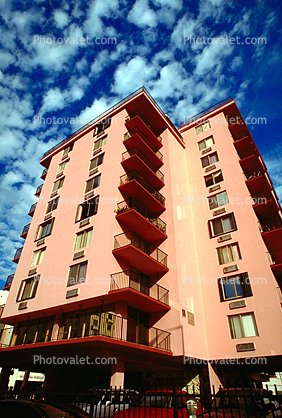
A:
0,0,281,287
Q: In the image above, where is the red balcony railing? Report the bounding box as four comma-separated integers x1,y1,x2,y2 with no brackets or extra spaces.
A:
3,274,14,289
119,171,165,213
110,270,169,306
125,111,163,150
35,184,43,197
123,128,163,166
28,203,37,216
12,247,23,263
115,198,166,242
113,230,168,275
20,223,30,239
122,147,164,188
41,168,47,180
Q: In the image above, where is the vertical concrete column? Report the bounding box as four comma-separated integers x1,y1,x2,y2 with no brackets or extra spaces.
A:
43,367,58,390
0,366,12,391
208,363,224,392
110,360,125,388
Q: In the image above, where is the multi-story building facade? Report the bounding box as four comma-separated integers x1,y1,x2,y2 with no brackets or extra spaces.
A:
0,88,281,391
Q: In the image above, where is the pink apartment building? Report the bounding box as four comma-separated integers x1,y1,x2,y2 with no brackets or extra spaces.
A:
0,87,281,391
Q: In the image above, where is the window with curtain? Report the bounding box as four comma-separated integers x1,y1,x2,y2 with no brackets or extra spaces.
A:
93,135,107,152
67,262,88,286
85,174,101,193
46,197,59,214
205,170,223,187
196,121,211,135
208,191,228,209
201,152,219,168
217,243,241,264
74,228,93,250
18,276,40,301
36,219,54,240
218,273,252,301
52,177,64,192
57,160,69,175
209,213,236,237
229,313,258,339
89,153,104,171
198,135,214,150
76,196,99,222
62,143,73,159
30,248,46,267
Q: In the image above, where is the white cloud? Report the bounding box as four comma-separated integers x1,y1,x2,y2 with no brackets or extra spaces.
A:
84,0,119,37
54,9,70,28
0,51,16,70
40,87,66,114
128,0,157,28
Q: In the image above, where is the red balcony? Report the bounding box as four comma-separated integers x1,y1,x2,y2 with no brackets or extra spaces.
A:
35,184,43,197
28,203,37,217
113,230,168,275
267,249,282,284
123,128,163,168
246,173,273,196
125,112,163,150
119,171,165,214
233,132,254,152
12,247,23,263
110,270,170,312
20,223,30,239
262,227,282,252
121,148,164,189
228,120,246,136
115,198,167,242
253,199,281,221
40,168,47,180
239,154,265,178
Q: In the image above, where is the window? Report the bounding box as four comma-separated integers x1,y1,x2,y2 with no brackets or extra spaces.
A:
17,276,40,301
217,243,241,265
46,197,59,214
52,177,64,193
196,121,211,135
208,191,228,210
57,160,69,175
201,152,219,168
205,170,223,187
36,219,54,240
93,135,107,152
209,213,237,237
198,135,214,150
85,174,101,193
95,118,111,136
89,153,104,171
30,248,46,267
67,262,87,286
62,144,73,159
76,196,99,222
228,313,258,339
74,229,93,250
219,273,252,301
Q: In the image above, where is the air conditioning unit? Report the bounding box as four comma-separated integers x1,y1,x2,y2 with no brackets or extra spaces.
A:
223,264,239,273
229,300,246,309
84,191,94,201
79,219,90,228
28,268,37,276
218,233,232,242
44,213,52,221
237,342,255,352
89,167,99,177
18,302,28,310
93,147,102,156
209,185,221,192
202,147,212,155
66,288,78,298
73,251,84,260
36,238,45,247
213,208,226,216
205,164,216,172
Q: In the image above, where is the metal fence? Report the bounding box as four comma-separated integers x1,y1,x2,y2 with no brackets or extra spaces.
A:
0,385,281,417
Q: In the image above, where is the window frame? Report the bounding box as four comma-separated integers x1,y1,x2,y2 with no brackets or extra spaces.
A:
208,191,228,210
35,219,54,241
57,160,69,175
75,196,99,222
95,119,111,136
217,242,241,265
17,275,40,301
201,151,219,168
218,272,252,301
89,153,104,171
196,121,211,135
209,213,237,238
74,228,93,251
85,174,101,193
228,312,258,339
62,143,73,159
93,135,107,152
204,170,223,188
46,197,59,214
67,261,88,287
30,248,46,267
52,177,65,193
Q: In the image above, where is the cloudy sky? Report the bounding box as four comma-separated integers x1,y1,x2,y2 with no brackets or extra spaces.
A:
0,0,281,287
